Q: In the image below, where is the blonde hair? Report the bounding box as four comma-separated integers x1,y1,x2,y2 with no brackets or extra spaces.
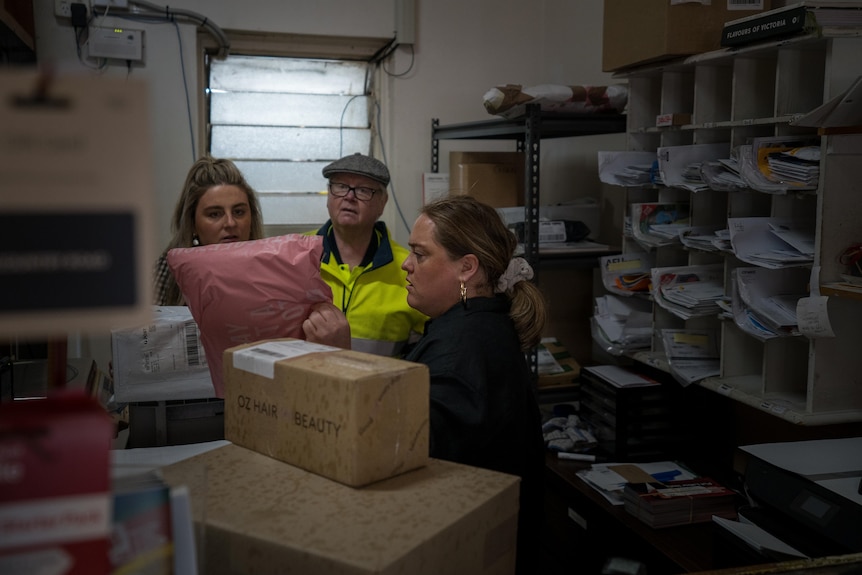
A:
168,155,263,250
420,196,547,350
158,156,264,306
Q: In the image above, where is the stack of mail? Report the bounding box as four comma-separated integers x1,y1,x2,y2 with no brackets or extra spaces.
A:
678,225,724,252
658,142,730,193
650,264,725,320
597,150,658,187
660,328,720,386
599,252,654,297
738,137,820,194
729,217,814,269
767,146,820,188
700,157,749,192
631,202,691,249
592,294,653,356
731,267,809,340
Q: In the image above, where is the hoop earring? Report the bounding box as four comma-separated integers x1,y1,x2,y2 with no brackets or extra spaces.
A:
460,281,467,306
192,235,200,246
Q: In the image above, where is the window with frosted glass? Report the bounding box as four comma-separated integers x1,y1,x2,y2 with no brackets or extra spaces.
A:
208,55,372,227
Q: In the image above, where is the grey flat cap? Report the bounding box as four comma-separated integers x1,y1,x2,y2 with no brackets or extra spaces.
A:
322,153,390,186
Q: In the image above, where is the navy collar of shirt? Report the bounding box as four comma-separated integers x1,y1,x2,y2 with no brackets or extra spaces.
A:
316,220,394,269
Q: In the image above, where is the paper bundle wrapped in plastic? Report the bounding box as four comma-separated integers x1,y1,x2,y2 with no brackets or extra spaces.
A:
168,234,332,397
111,305,212,403
483,83,628,118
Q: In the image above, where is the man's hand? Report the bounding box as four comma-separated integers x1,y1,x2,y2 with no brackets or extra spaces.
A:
302,302,351,349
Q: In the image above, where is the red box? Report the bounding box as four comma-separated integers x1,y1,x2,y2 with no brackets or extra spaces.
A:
0,391,115,575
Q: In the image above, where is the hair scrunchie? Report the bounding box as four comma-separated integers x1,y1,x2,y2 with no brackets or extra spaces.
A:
495,257,534,293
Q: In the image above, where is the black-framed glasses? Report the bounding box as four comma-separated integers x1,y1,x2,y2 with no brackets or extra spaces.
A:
328,182,379,201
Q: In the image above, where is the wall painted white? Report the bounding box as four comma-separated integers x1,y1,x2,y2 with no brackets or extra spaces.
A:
383,0,626,242
32,0,626,364
34,0,625,245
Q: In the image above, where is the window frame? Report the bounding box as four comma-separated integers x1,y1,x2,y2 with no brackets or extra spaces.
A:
195,30,393,234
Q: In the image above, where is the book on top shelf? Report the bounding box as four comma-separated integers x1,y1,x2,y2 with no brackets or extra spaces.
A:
721,2,862,48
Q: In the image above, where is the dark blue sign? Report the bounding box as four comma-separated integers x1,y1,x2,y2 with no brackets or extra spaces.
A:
0,213,137,311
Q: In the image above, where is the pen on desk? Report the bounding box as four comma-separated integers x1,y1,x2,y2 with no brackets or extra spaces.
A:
557,452,597,462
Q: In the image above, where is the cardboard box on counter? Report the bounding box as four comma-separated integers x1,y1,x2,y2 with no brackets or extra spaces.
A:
159,443,520,575
602,0,771,72
449,151,524,208
224,339,429,487
656,113,692,127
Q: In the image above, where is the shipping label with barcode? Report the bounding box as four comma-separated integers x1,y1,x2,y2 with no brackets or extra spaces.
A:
538,221,567,244
233,340,338,379
183,319,206,367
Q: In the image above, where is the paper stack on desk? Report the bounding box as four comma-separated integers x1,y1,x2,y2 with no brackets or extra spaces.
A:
623,477,739,528
582,365,660,389
576,461,697,506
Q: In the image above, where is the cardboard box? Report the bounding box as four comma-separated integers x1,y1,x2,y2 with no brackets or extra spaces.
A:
112,306,214,403
223,339,429,487
449,151,524,208
602,0,771,72
159,443,519,575
537,338,581,389
0,391,115,575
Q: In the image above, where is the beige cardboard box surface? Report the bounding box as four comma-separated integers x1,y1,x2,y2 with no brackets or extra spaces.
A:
160,443,520,575
602,0,771,71
449,151,525,208
224,339,429,487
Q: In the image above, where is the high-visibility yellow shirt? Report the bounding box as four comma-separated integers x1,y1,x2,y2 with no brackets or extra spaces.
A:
312,221,427,356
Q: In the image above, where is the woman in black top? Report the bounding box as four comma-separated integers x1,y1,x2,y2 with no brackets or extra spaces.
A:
401,195,547,574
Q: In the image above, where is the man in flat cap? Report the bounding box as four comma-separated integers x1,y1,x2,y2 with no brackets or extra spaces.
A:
309,152,427,356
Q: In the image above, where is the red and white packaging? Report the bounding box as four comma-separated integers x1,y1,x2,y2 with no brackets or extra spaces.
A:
0,391,115,575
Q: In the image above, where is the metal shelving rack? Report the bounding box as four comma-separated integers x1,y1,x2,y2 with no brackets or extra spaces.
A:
616,30,862,425
431,103,627,272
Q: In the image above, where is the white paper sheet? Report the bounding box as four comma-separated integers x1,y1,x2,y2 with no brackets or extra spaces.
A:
712,516,807,559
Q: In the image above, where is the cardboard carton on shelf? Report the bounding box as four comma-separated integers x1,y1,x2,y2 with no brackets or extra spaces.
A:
449,151,525,208
159,443,520,575
602,0,772,72
223,339,429,487
537,338,581,389
656,113,692,127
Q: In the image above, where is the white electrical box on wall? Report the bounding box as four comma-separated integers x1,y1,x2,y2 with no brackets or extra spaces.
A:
54,0,72,18
88,27,144,61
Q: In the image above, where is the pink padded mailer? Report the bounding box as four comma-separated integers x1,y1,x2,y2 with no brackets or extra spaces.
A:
167,234,331,397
